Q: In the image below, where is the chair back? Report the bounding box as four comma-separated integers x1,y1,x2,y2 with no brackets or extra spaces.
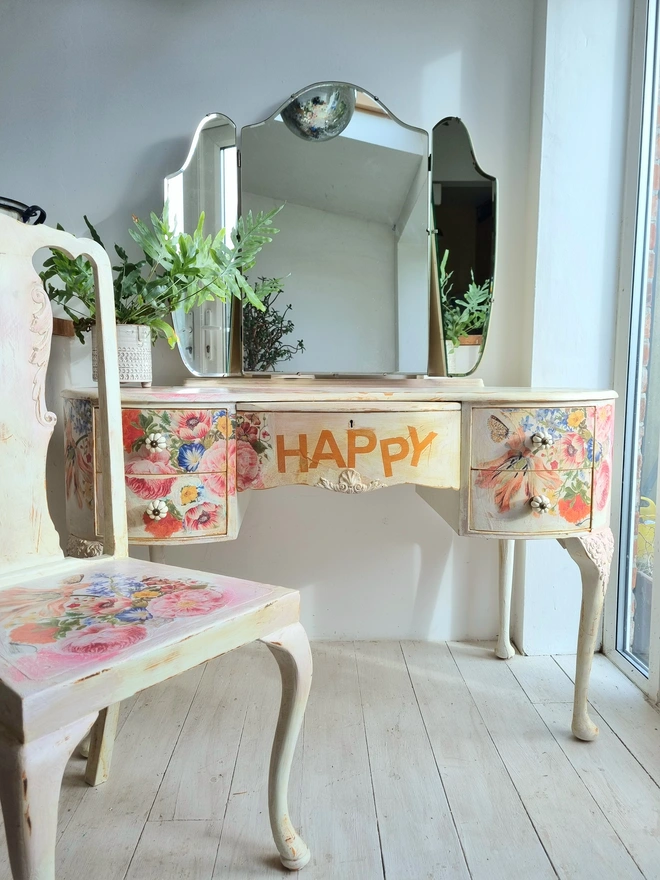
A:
0,214,129,580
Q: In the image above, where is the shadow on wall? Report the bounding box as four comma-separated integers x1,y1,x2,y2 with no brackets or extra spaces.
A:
159,484,499,641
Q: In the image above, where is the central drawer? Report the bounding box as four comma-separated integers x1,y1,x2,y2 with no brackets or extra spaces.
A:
235,408,461,491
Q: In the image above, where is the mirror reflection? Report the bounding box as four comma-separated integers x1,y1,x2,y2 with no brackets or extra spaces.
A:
432,118,495,376
166,113,238,375
240,84,430,374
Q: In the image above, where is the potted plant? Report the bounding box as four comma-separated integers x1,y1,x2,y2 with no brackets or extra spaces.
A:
40,206,282,385
243,278,305,372
438,248,492,374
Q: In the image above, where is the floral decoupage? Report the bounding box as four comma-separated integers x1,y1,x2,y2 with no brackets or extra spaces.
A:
471,407,611,530
0,559,273,684
121,408,235,540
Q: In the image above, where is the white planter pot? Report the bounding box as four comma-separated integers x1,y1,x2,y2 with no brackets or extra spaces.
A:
92,324,152,386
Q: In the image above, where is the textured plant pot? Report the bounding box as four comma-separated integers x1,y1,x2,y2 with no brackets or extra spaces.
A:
92,324,152,386
447,336,483,375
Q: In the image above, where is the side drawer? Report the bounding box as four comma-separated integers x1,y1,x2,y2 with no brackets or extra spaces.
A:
235,409,461,491
468,467,592,534
471,406,596,471
94,407,234,474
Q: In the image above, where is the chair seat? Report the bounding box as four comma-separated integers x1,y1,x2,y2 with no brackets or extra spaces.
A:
0,557,299,741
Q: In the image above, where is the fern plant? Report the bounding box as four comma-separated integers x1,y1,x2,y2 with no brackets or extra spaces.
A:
40,206,282,346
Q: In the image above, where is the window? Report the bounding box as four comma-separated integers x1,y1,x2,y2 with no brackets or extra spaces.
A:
616,0,660,698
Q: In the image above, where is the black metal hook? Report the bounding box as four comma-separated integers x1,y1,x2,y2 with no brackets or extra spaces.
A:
0,197,46,225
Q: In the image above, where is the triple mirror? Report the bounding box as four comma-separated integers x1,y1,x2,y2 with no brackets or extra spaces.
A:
165,83,495,378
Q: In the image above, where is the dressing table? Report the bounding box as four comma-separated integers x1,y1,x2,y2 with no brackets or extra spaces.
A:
63,83,615,742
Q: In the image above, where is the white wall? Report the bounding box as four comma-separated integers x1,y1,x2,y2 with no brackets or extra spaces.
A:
242,193,397,373
515,0,634,654
4,0,615,643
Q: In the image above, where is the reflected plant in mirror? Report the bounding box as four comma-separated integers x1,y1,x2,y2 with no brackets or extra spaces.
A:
243,278,305,372
432,117,495,377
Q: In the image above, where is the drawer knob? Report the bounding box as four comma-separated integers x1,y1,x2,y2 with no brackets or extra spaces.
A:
146,432,167,451
530,494,552,514
146,500,168,520
530,429,554,448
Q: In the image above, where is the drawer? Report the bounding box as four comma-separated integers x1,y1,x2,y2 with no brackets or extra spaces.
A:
468,467,592,534
471,407,596,471
94,407,233,474
235,409,461,491
96,473,229,541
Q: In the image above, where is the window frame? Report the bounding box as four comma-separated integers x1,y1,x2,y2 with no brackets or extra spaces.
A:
604,0,660,704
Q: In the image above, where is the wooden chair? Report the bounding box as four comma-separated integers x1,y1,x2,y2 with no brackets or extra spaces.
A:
0,213,312,879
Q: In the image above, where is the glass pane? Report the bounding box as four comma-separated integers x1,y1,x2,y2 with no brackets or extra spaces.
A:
618,12,660,673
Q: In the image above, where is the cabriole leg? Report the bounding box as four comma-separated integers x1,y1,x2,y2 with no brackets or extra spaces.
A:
261,622,312,871
0,714,97,880
85,702,121,786
558,528,614,741
496,539,515,659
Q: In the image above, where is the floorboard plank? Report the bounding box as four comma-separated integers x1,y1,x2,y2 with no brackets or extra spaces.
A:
152,647,257,821
450,642,644,880
539,701,660,880
403,640,556,880
355,640,470,879
211,642,304,878
506,653,574,704
55,666,204,880
125,821,222,880
297,642,383,880
555,654,660,788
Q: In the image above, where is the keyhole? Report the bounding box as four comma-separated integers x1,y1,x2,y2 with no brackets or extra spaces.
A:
349,419,354,428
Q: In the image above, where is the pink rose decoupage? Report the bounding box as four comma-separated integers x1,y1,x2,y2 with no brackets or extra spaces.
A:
0,560,273,684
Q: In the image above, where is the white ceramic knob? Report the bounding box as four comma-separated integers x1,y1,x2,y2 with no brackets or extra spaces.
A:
530,429,554,448
146,500,168,520
530,495,552,513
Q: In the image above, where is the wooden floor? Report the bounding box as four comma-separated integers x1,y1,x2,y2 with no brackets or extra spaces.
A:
2,641,660,880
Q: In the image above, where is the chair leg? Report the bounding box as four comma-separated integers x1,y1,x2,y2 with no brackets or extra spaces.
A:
0,714,97,880
558,528,614,741
85,703,121,786
261,622,312,871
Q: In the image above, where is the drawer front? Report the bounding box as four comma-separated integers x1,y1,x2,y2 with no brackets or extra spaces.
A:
95,407,234,475
235,409,461,491
96,473,229,541
468,467,592,534
471,406,596,471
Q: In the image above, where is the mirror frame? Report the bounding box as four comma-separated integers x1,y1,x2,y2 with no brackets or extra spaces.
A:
430,116,497,378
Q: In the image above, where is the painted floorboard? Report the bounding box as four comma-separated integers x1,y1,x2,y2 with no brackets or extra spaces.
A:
211,643,303,878
402,640,556,880
555,653,660,788
56,667,204,880
355,640,470,880
449,641,644,880
2,644,659,880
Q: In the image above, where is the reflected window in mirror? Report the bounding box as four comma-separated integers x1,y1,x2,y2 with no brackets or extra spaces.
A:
166,114,238,376
240,83,430,375
432,118,495,377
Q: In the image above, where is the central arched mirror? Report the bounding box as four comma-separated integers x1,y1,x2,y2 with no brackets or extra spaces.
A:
167,85,496,378
241,83,430,374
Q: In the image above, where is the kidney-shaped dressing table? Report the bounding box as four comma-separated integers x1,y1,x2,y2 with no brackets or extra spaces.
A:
63,379,615,742
63,83,615,741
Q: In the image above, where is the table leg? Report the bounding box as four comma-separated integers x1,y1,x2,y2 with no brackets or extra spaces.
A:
496,539,515,659
558,528,614,741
